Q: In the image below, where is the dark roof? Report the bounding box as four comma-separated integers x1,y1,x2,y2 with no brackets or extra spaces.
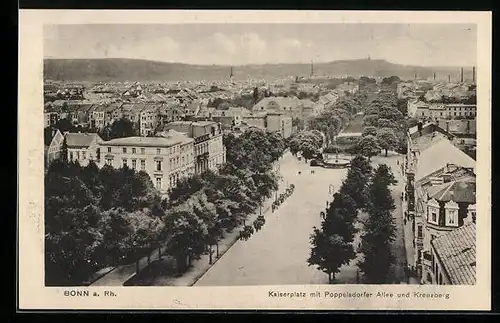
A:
432,222,476,285
427,177,476,204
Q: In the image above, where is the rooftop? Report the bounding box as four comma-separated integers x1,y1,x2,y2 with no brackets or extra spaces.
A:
65,133,102,148
426,177,476,204
103,135,192,148
415,139,476,181
431,222,476,285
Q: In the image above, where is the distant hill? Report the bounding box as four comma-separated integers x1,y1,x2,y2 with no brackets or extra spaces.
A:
44,58,474,83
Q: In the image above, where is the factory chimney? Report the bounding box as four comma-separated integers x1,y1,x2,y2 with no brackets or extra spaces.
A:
448,75,451,83
472,66,476,83
433,72,436,81
460,67,464,83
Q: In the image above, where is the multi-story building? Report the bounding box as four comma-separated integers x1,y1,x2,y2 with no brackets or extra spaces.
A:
90,104,107,130
242,113,267,130
445,104,476,118
44,112,59,128
163,120,226,174
420,173,476,284
139,104,160,137
45,128,64,167
98,134,195,194
405,134,475,279
266,112,293,139
66,133,104,167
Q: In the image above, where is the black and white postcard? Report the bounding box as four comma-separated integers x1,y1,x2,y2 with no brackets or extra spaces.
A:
18,10,492,310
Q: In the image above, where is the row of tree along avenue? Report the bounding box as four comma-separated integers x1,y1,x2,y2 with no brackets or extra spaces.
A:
356,87,408,159
307,155,372,283
308,154,399,284
45,127,285,286
358,164,398,283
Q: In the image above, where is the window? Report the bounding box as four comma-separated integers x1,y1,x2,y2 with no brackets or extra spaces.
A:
156,160,162,171
132,148,136,154
176,156,180,165
132,159,137,169
122,147,127,153
431,211,437,223
155,178,162,190
157,148,161,154
106,159,113,167
446,209,458,226
417,225,423,238
122,159,128,168
82,152,86,160
108,147,111,153
182,156,185,165
140,159,146,170
69,152,74,161
141,148,145,154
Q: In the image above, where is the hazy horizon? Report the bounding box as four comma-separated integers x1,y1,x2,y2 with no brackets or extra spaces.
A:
44,24,477,67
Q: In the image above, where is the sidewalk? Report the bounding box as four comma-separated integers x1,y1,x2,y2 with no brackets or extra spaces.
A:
131,176,292,286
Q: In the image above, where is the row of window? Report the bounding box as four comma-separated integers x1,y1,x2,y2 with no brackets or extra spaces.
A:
107,146,187,155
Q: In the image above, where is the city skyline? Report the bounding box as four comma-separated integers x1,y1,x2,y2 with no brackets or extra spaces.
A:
44,23,477,67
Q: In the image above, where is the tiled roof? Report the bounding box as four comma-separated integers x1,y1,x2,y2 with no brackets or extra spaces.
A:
415,139,476,181
65,133,102,148
431,222,476,285
103,136,192,147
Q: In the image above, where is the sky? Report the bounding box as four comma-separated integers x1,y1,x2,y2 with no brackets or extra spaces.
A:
44,24,477,67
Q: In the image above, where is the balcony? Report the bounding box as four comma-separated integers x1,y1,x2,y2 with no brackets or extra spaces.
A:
197,152,209,162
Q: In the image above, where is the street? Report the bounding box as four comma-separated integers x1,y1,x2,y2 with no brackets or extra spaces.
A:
195,152,348,286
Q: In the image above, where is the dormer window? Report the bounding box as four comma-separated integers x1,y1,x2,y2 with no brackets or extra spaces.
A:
427,198,440,225
445,200,459,227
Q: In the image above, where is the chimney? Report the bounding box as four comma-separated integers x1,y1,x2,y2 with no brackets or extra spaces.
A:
446,120,449,133
448,75,451,83
460,67,464,83
472,66,476,83
433,72,436,81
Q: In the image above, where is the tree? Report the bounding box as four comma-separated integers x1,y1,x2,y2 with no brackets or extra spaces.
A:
308,222,355,283
109,118,136,139
362,126,377,137
349,155,373,178
164,208,208,273
54,118,75,134
357,135,381,160
362,114,379,127
358,165,398,283
376,128,398,157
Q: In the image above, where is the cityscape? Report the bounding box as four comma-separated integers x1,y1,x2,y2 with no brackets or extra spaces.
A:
43,23,477,287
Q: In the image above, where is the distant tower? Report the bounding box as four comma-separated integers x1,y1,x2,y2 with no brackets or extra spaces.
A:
229,66,234,79
460,67,464,83
310,60,314,77
448,74,451,83
433,72,436,81
472,66,476,83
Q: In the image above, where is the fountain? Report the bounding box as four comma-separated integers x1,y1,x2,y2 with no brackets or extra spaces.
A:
322,135,351,169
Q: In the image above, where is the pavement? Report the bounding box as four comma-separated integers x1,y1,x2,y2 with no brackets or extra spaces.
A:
195,152,348,286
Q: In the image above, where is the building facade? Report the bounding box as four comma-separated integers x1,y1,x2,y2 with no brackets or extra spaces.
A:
163,121,226,175
66,133,104,167
46,129,64,167
98,135,195,194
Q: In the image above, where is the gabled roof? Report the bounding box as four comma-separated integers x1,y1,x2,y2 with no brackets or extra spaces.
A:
65,133,103,148
431,222,476,285
415,139,476,181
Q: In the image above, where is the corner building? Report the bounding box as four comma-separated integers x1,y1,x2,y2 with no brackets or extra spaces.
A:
98,135,195,194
